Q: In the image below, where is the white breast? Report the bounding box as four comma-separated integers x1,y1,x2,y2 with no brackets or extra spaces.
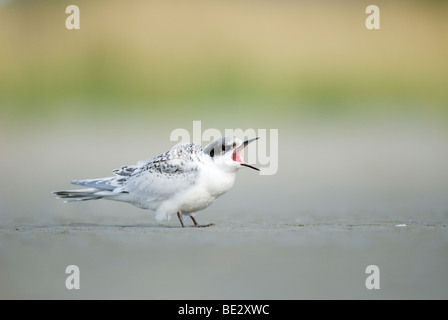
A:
156,163,237,217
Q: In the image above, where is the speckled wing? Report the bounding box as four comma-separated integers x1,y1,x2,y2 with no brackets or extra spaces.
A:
119,143,203,202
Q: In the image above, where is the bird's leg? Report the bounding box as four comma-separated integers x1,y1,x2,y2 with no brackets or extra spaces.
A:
177,211,185,228
190,215,214,228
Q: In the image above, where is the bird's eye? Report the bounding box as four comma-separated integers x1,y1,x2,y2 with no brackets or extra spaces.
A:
221,144,226,152
233,142,236,148
209,148,214,158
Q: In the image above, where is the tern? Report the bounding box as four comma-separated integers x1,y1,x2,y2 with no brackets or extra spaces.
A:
53,137,259,227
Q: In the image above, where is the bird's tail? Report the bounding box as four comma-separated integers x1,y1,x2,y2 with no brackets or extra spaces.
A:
52,188,104,202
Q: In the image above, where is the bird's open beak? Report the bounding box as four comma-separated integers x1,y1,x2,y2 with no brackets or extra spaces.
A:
232,137,260,171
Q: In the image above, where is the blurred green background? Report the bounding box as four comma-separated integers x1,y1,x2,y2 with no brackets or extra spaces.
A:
0,0,447,121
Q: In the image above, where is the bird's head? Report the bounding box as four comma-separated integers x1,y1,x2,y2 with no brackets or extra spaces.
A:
203,137,259,172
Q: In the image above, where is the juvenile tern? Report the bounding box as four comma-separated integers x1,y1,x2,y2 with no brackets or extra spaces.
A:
53,137,259,227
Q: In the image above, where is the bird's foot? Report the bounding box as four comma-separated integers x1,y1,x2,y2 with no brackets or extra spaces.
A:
190,215,214,228
193,223,215,228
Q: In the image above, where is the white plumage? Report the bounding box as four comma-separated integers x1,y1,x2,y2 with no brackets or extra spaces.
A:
53,137,259,227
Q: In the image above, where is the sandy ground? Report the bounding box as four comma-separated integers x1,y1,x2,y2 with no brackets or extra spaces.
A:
1,118,447,299
0,218,447,299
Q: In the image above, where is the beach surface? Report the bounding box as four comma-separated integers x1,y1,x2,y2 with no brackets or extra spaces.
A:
1,217,446,299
